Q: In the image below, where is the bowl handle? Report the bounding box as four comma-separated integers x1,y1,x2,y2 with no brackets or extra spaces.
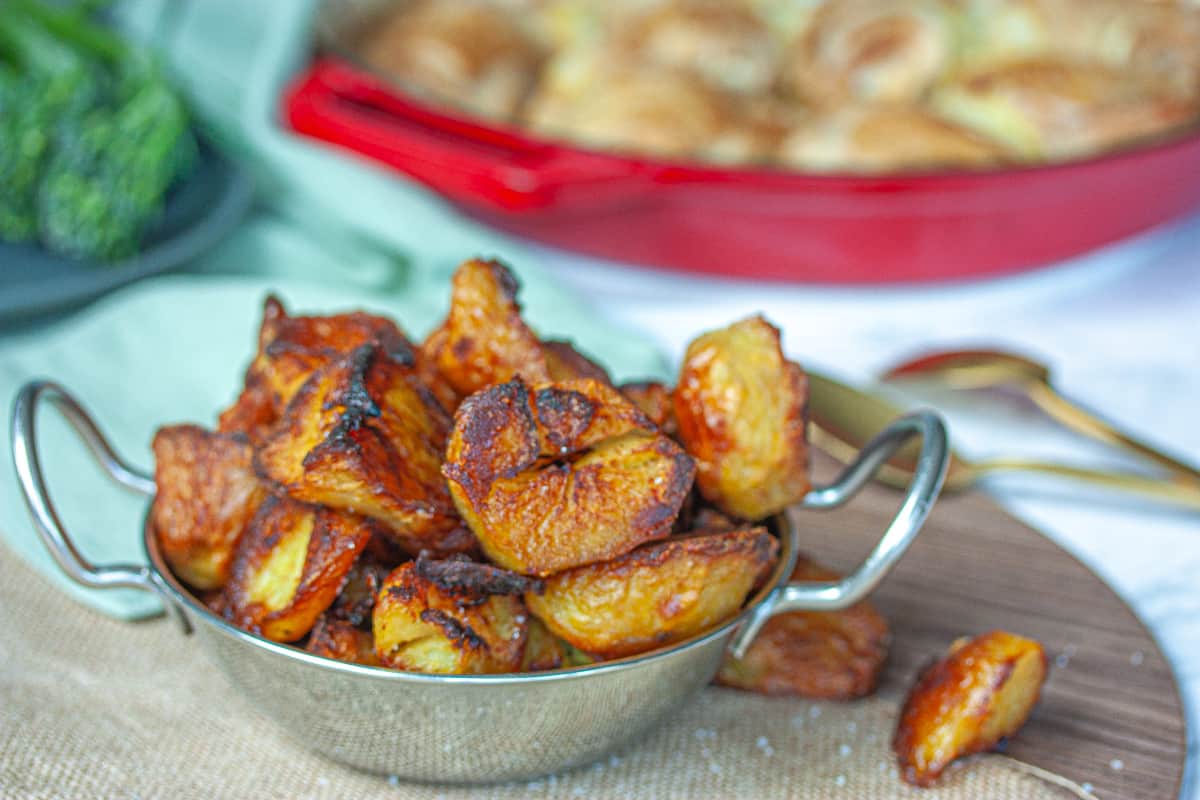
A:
729,411,949,659
10,380,190,633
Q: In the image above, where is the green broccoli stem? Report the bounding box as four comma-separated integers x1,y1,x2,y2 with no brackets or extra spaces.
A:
4,0,127,64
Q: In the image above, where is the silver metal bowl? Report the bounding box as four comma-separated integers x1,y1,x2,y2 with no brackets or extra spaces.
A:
11,380,948,784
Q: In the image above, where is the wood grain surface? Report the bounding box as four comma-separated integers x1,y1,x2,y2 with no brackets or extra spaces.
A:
795,457,1188,799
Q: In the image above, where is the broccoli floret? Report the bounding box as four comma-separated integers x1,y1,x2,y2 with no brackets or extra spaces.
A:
0,0,196,261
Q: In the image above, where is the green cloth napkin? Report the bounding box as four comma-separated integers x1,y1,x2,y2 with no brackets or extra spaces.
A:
0,0,668,619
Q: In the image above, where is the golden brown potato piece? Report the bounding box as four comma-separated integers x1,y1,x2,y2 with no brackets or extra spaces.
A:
674,316,810,520
421,259,551,403
150,425,267,591
717,554,890,699
521,617,568,672
444,377,695,576
526,528,778,659
306,615,380,666
894,631,1048,787
620,381,677,436
221,295,420,436
222,497,374,642
373,558,537,674
254,343,466,554
542,339,612,384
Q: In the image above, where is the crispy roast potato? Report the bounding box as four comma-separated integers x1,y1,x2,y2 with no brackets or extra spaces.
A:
372,558,537,673
254,343,466,553
673,315,810,520
894,630,1048,787
219,296,420,442
421,259,551,403
306,615,380,666
222,497,374,642
443,377,695,576
521,617,568,672
620,381,677,436
542,340,612,384
526,528,778,659
150,425,267,590
717,554,890,699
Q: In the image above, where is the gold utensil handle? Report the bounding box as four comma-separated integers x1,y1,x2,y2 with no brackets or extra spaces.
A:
972,457,1200,510
1024,382,1200,488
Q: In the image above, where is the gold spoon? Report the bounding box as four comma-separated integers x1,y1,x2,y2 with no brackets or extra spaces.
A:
879,349,1200,487
807,370,1200,510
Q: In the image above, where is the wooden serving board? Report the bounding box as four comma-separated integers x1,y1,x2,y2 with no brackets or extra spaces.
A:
795,458,1187,799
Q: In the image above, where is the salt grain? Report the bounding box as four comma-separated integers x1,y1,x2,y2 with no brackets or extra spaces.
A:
847,721,857,734
387,775,400,787
609,755,621,768
1055,653,1071,669
839,744,852,758
316,777,329,787
809,706,822,719
709,762,723,775
1131,650,1144,666
1110,758,1124,771
1081,783,1094,794
527,780,544,791
834,774,846,787
572,787,586,797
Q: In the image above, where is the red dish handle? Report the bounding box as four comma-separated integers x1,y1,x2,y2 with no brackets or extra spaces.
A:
284,59,658,213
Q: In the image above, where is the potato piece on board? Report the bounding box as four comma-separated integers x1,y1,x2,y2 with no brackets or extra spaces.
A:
151,425,267,591
222,497,374,642
373,558,537,674
619,381,677,436
674,315,810,520
444,377,695,576
526,528,777,659
894,630,1048,787
219,295,419,441
717,554,890,699
421,259,551,403
255,343,466,553
306,615,380,666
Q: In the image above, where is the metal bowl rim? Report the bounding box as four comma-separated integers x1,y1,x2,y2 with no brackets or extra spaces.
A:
142,508,795,686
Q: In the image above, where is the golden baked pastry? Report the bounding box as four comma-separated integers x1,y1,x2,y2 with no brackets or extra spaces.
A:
779,106,1008,172
351,0,1200,171
934,57,1197,159
358,0,543,121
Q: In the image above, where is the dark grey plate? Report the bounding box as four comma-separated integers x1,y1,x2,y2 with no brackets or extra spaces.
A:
0,138,254,324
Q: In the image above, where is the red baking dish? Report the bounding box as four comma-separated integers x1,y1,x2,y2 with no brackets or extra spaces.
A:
284,58,1200,284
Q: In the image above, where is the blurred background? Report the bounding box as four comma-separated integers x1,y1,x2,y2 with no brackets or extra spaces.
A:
1,0,1198,796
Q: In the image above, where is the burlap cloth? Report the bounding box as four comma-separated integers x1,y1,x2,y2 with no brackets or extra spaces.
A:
0,544,1086,799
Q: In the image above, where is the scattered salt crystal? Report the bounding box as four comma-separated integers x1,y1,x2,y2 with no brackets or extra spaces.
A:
834,774,846,787
527,780,544,791
572,787,586,797
609,755,621,768
701,747,712,758
654,476,664,485
1081,783,1094,795
878,761,888,772
442,742,452,753
762,746,775,757
847,721,857,734
316,777,329,787
1110,759,1124,771
387,775,400,787
809,706,822,719
709,762,723,775
1131,650,1145,666
839,744,852,758
1055,653,1071,669
756,736,770,749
